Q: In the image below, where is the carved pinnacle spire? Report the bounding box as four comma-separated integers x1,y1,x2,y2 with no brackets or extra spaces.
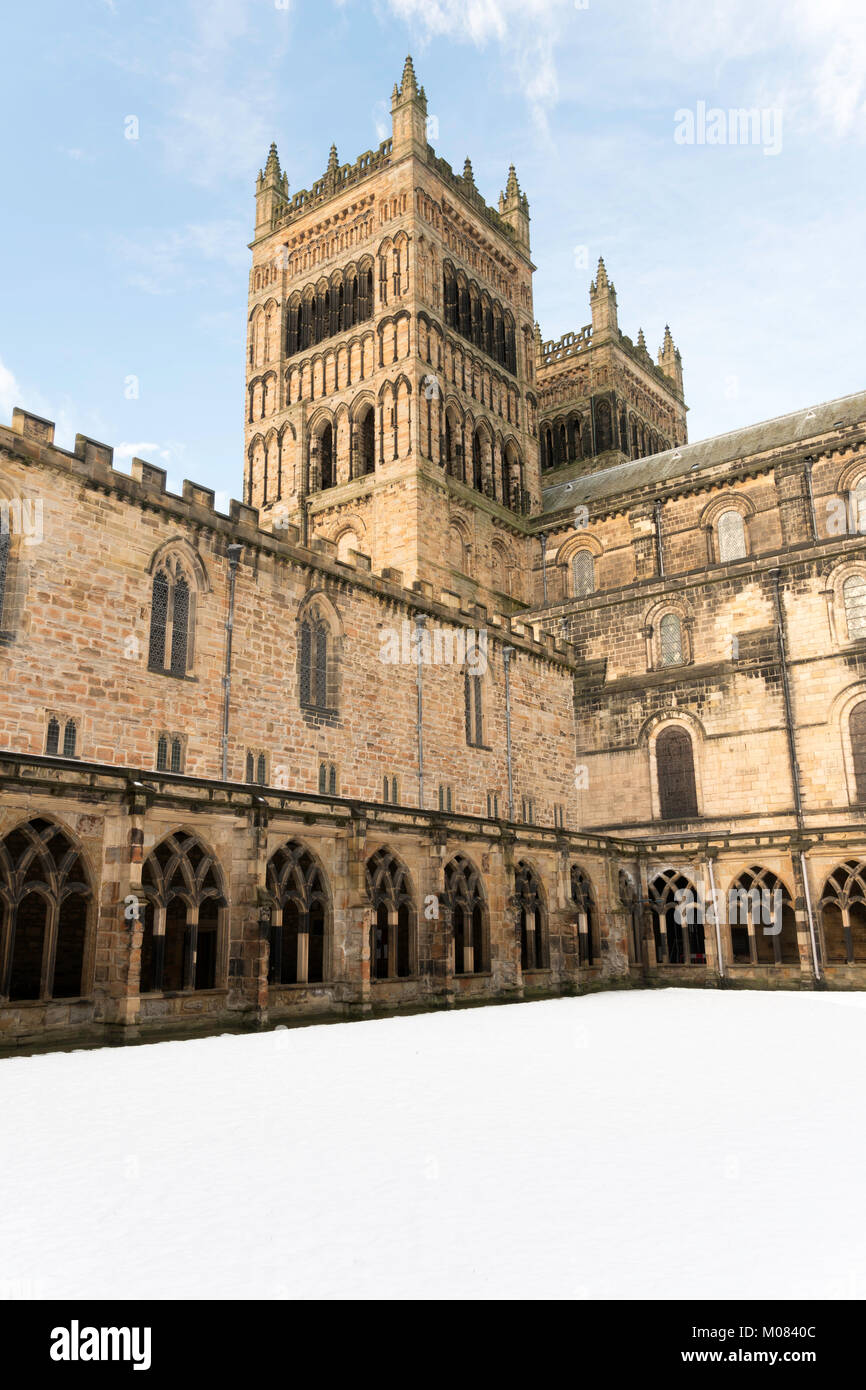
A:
263,142,281,181
401,54,418,96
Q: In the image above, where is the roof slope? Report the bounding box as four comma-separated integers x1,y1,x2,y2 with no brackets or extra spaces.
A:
541,388,866,514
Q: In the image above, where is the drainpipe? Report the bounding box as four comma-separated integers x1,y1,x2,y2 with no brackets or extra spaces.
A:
654,499,665,577
221,544,243,782
539,531,548,606
707,856,724,979
803,456,818,542
415,614,426,810
771,568,821,979
503,645,515,820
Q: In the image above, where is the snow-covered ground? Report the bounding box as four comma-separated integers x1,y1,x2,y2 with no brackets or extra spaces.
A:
1,989,864,1300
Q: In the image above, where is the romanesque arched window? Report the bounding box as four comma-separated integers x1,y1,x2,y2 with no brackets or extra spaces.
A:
843,575,866,640
595,399,613,452
316,422,335,491
541,424,554,472
516,861,547,971
717,508,747,561
504,315,516,374
648,868,703,965
140,833,226,993
148,554,196,677
472,431,483,490
727,866,797,966
819,861,866,964
656,725,698,820
267,840,329,985
659,612,684,667
571,549,595,598
0,818,91,1001
366,848,415,980
445,853,486,975
357,405,375,475
571,865,599,965
850,702,866,802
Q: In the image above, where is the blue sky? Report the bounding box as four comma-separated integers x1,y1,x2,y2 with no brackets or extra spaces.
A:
1,0,863,505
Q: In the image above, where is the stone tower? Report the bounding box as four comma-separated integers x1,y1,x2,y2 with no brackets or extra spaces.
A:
244,58,539,608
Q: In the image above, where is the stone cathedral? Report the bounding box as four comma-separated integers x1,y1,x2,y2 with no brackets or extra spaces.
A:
1,58,865,1051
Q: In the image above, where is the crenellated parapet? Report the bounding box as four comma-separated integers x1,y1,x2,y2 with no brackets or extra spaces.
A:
1,408,577,672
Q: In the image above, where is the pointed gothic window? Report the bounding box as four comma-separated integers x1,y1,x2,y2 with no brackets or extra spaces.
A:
62,719,77,758
465,671,484,746
157,736,169,771
656,725,698,820
148,556,196,677
445,854,486,975
267,840,330,985
257,752,266,785
366,848,415,980
46,717,60,755
516,861,548,970
300,619,330,709
0,819,91,1001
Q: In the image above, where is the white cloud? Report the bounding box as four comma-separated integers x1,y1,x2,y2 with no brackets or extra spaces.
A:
114,442,173,466
648,0,866,141
157,0,291,186
0,359,22,423
113,220,248,295
384,0,571,133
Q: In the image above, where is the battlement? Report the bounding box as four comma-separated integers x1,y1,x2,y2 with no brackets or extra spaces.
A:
271,139,394,233
1,408,577,670
537,325,593,366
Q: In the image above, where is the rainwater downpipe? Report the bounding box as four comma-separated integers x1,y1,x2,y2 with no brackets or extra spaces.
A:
771,568,821,979
221,544,244,782
654,499,665,578
415,614,426,810
503,645,515,821
706,856,724,980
